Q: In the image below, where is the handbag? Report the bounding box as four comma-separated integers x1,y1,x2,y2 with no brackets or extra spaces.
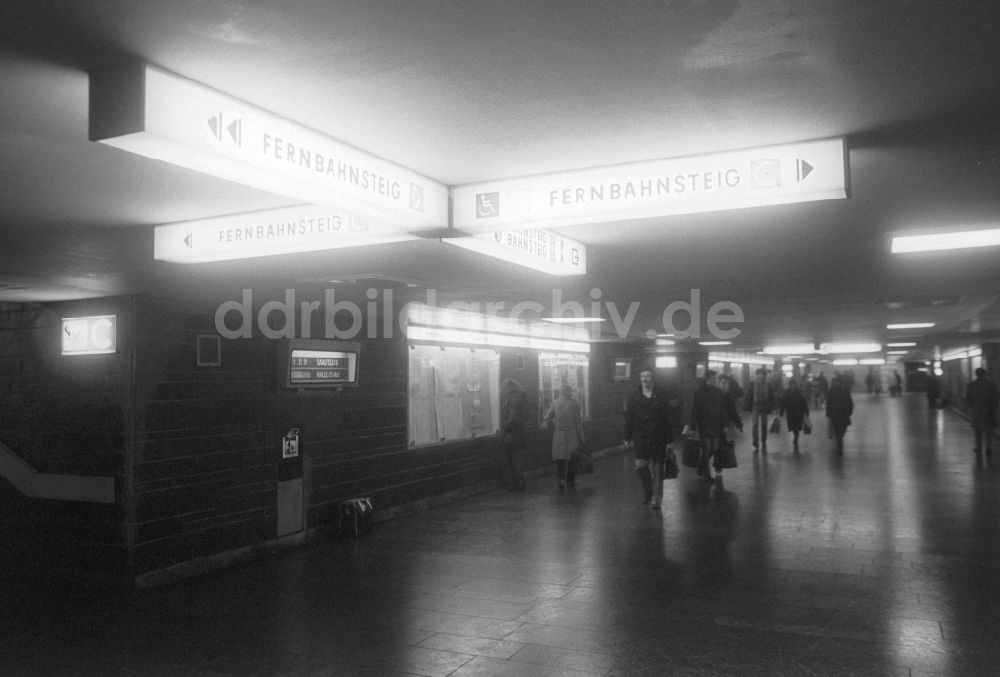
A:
714,439,738,469
339,498,374,538
769,417,781,434
573,447,594,474
682,438,701,468
803,418,812,435
662,446,679,479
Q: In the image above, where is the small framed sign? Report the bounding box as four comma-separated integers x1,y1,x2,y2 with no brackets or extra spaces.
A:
612,357,632,382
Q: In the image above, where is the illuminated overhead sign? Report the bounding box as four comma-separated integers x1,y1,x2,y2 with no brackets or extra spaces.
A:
154,205,415,263
445,228,587,275
451,137,848,232
61,316,117,355
90,61,448,231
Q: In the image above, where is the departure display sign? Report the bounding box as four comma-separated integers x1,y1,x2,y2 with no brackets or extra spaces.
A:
288,349,357,385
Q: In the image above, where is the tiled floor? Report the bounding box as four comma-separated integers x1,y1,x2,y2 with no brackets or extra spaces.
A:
3,392,999,676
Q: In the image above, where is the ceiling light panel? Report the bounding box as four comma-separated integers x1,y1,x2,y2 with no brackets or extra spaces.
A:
891,227,1000,253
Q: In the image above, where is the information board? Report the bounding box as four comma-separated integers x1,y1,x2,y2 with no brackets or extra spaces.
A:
288,349,357,385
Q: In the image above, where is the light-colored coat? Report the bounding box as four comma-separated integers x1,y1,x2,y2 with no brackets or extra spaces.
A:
544,396,585,461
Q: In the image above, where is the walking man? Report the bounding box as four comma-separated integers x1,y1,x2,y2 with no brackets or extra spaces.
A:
744,368,776,452
966,367,999,456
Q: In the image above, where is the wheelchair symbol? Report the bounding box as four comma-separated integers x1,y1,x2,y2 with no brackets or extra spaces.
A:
476,192,500,218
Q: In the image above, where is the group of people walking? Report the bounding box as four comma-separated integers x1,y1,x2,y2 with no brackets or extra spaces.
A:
619,365,862,507
502,363,997,500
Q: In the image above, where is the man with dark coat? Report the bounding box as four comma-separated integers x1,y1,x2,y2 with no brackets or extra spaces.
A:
744,368,776,451
966,367,999,456
826,375,854,452
624,368,674,509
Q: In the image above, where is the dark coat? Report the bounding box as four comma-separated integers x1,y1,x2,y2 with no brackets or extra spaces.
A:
826,381,854,427
688,382,741,438
744,378,776,413
966,377,999,430
780,387,810,432
500,382,530,450
624,385,674,460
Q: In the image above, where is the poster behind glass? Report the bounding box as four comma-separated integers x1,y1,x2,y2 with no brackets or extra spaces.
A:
408,345,500,446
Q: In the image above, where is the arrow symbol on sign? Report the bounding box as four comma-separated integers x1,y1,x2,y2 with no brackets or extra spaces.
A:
227,118,242,146
796,159,814,182
184,233,193,248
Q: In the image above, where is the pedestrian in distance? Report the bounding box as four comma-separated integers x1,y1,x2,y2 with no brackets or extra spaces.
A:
542,383,586,490
815,371,829,409
745,368,776,452
499,378,529,491
718,373,745,457
826,375,854,452
623,367,674,510
779,378,810,452
966,367,999,457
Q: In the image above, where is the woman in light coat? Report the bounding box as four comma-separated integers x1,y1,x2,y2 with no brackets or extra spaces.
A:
543,383,586,490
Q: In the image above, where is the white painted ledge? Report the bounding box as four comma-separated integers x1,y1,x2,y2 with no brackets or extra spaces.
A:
0,441,116,503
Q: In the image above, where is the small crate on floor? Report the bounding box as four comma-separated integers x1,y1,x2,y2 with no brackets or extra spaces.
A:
339,498,374,537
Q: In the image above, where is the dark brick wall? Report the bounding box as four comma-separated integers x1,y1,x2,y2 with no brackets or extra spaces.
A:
0,300,130,580
1,293,648,583
131,296,272,574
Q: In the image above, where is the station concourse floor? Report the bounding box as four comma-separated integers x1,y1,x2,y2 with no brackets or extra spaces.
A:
3,392,999,676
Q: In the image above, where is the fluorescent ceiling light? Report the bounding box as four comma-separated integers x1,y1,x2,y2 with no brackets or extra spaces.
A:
445,229,587,276
699,341,731,346
154,205,416,263
886,351,909,355
90,61,448,232
761,343,815,355
886,342,916,347
820,342,881,353
452,137,848,233
406,325,589,353
654,338,675,346
708,352,773,366
832,358,858,366
859,358,886,365
405,304,589,342
541,317,604,323
943,347,983,362
891,227,1000,253
886,323,934,330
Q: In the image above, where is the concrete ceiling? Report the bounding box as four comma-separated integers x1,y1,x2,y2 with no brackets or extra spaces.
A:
2,1,1000,360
